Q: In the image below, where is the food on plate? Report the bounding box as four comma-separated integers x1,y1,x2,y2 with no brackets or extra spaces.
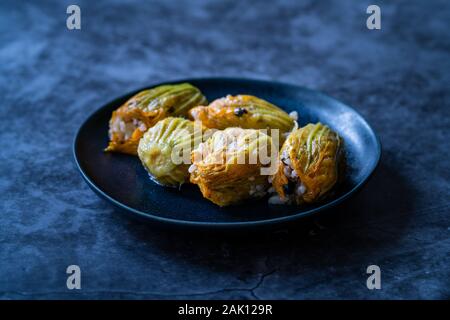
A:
137,117,208,187
188,95,296,137
103,81,346,209
270,123,344,205
106,83,207,155
189,127,273,207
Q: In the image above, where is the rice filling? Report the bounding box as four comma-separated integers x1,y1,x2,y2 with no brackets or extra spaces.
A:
269,150,306,205
109,117,147,142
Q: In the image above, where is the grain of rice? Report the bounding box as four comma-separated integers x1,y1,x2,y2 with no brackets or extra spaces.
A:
289,111,298,121
188,164,197,174
291,170,298,178
268,195,287,205
283,166,291,177
297,182,306,195
138,123,147,132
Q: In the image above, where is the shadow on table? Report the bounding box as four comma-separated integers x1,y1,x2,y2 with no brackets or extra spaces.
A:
115,158,417,276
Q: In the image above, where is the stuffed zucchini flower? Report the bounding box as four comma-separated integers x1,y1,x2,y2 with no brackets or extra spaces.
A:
138,117,207,187
189,127,274,207
106,83,207,155
188,95,296,137
270,123,344,205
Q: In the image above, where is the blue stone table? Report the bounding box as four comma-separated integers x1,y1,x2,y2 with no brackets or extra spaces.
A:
0,0,449,299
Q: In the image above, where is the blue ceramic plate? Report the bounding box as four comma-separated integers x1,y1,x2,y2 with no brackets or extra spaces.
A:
74,78,381,229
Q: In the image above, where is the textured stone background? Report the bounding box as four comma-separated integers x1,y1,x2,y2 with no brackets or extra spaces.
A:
0,0,449,299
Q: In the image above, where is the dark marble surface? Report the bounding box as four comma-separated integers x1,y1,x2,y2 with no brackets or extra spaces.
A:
0,0,449,299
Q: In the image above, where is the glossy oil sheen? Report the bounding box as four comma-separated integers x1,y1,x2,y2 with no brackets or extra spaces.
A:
73,78,381,229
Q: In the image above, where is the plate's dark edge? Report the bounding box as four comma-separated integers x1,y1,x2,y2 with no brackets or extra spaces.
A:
72,77,382,230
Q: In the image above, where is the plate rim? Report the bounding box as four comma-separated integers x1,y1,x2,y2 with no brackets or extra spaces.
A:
73,77,382,229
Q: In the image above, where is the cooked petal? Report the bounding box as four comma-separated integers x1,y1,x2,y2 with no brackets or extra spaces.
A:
138,117,207,187
190,127,273,207
106,83,207,155
188,95,295,136
271,123,344,205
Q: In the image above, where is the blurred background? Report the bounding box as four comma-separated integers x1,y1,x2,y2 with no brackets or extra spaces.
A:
0,0,449,299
